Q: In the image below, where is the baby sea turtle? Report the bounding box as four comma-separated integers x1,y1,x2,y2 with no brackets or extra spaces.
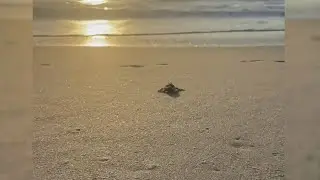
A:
158,83,185,97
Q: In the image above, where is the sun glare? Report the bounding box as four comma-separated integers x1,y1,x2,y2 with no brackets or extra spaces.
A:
82,20,114,36
81,20,116,46
80,0,106,5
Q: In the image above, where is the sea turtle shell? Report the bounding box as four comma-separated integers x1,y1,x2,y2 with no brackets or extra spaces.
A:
158,83,185,94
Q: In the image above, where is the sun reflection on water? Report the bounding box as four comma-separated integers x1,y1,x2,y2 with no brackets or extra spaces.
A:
80,20,116,46
82,20,114,36
80,0,106,5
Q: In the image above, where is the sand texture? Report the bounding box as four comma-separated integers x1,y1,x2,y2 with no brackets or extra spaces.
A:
34,46,286,180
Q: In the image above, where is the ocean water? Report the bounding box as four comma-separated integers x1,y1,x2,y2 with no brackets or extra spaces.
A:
33,0,285,47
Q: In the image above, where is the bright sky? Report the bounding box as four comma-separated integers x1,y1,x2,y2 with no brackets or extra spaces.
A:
1,0,319,18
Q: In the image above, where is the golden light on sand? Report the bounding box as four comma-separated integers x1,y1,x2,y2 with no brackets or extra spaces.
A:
80,0,106,5
81,20,115,46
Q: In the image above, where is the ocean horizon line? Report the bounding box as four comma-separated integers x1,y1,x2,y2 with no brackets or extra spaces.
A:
33,28,285,37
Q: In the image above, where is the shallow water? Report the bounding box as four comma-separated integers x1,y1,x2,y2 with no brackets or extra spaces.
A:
33,0,285,47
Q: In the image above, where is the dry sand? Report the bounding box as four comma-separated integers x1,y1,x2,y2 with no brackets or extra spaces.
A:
0,19,33,180
34,46,286,179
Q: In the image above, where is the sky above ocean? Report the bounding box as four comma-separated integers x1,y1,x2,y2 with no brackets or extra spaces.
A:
0,0,318,18
30,0,284,47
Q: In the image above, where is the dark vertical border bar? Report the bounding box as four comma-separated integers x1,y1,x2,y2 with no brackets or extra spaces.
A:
0,1,33,180
286,1,320,179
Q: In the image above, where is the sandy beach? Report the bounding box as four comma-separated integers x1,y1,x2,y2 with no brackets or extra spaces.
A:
33,46,286,179
4,2,320,180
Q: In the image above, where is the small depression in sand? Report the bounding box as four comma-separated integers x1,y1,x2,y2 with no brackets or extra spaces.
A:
274,60,285,63
311,35,320,41
240,59,264,63
120,65,145,68
156,63,168,66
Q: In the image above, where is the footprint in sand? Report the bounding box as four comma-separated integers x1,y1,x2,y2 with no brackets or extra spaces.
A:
129,161,160,172
40,63,51,66
274,60,285,63
96,156,112,162
196,160,220,172
120,65,144,68
311,35,320,41
66,128,81,134
229,137,254,149
60,160,70,165
145,164,158,170
156,63,168,66
240,60,264,63
199,127,210,133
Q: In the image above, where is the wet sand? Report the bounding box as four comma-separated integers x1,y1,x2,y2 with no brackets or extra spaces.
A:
33,46,286,179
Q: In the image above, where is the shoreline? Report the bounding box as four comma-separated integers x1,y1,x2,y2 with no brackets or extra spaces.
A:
34,45,283,52
34,44,284,48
